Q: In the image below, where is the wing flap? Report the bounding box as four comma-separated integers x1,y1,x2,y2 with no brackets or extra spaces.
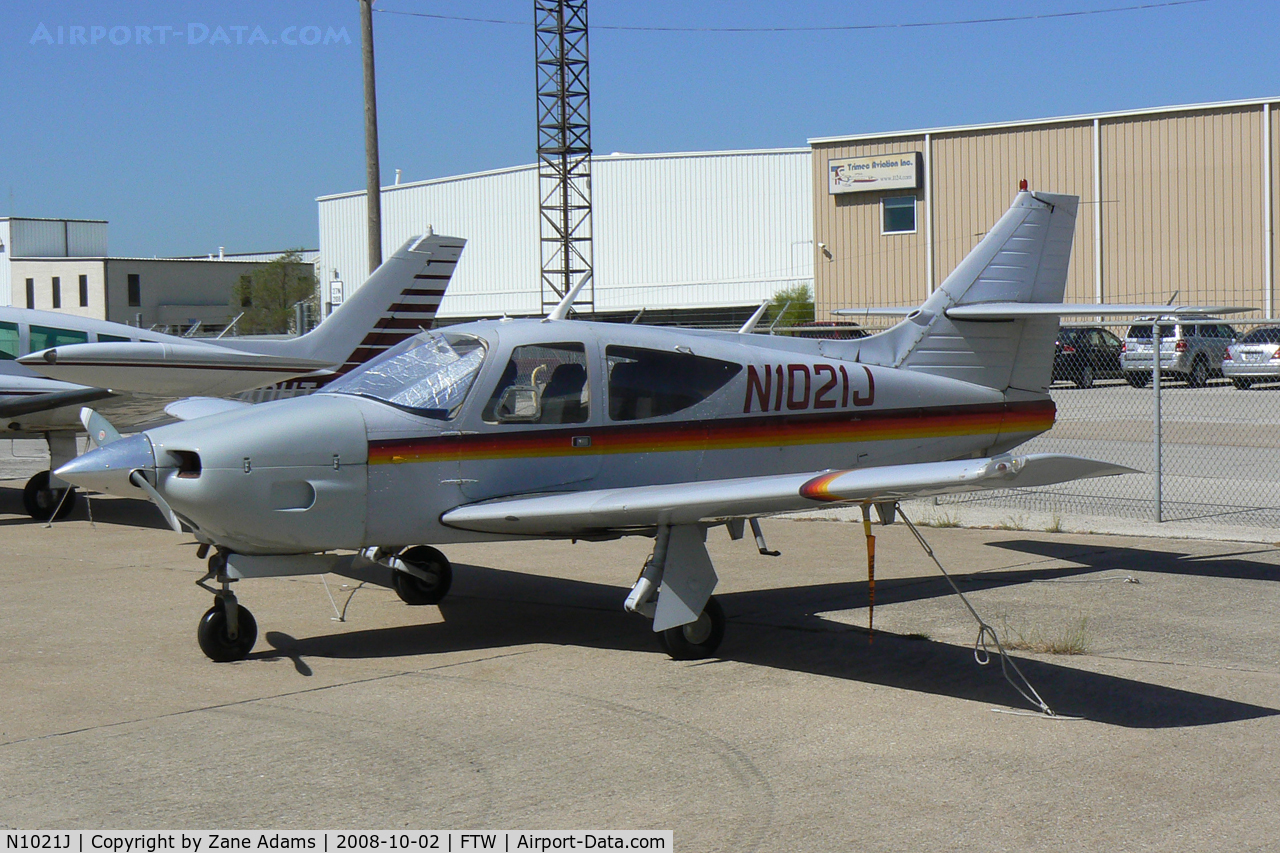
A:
441,453,1135,537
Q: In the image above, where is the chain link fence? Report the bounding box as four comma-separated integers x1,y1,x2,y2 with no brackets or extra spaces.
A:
939,320,1280,528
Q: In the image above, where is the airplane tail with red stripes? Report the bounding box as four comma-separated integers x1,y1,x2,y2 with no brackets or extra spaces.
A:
247,232,464,382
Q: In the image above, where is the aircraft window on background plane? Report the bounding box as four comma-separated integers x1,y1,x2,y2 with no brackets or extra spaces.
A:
29,325,89,352
484,343,589,425
97,333,131,343
326,331,487,420
606,346,742,421
0,322,19,360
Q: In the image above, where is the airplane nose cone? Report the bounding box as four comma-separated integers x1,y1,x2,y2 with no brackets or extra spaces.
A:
54,433,155,497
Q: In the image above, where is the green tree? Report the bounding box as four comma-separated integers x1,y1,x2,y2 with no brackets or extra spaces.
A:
767,283,815,328
231,251,318,335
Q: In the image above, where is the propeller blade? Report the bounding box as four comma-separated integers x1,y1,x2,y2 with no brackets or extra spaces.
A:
128,470,183,533
80,408,123,448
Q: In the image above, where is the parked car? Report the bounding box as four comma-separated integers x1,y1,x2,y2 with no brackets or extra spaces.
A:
1053,326,1124,388
1222,325,1280,389
1120,316,1237,387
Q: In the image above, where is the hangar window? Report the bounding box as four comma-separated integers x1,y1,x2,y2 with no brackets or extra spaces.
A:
25,278,34,308
29,325,89,352
51,277,61,309
606,346,741,421
127,273,141,307
484,343,590,425
79,274,89,307
0,322,18,360
882,195,917,235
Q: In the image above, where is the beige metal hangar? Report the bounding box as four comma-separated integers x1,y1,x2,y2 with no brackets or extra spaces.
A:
809,97,1280,322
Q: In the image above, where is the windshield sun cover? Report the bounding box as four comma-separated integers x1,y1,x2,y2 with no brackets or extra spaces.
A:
328,331,487,419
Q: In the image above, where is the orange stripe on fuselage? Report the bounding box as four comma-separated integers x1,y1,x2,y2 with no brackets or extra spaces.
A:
367,400,1056,466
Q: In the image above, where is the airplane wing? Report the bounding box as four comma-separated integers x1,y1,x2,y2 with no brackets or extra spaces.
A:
18,341,334,397
0,385,116,419
441,453,1134,537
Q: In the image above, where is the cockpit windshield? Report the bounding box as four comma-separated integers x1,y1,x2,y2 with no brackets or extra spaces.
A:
327,331,487,419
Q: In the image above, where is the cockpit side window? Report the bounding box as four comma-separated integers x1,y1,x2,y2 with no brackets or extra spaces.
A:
327,331,487,419
606,345,742,421
483,343,589,425
0,322,18,360
29,325,89,352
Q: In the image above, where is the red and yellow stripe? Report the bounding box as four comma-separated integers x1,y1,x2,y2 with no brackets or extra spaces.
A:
367,399,1056,466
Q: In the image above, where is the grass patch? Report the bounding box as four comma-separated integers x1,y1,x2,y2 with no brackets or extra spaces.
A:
1045,514,1064,533
994,514,1029,531
922,512,961,528
999,614,1089,655
903,632,931,642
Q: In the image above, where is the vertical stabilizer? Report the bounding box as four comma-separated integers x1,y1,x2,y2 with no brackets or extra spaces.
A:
239,234,465,377
853,191,1078,393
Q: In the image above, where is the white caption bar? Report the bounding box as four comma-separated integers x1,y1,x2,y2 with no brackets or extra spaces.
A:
3,832,672,853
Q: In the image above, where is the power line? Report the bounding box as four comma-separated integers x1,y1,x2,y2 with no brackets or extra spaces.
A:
375,1,1209,33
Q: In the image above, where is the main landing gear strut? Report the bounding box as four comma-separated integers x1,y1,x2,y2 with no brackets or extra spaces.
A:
625,524,729,660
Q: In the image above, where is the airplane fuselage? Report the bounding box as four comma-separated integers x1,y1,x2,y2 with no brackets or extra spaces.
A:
94,317,1054,555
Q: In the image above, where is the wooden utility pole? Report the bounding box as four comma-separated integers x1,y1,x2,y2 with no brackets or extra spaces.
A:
360,0,383,274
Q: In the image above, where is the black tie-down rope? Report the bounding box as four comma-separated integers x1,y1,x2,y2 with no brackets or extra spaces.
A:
895,503,1081,720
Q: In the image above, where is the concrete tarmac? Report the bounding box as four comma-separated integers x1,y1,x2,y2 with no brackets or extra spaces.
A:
2,479,1279,851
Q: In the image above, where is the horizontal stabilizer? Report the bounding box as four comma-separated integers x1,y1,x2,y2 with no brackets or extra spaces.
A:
441,453,1136,537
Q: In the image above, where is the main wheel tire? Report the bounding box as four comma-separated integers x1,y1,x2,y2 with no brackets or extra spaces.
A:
392,545,453,605
1075,364,1095,389
1125,371,1150,388
659,597,726,661
197,601,258,662
1232,378,1253,390
22,471,78,521
1187,358,1209,388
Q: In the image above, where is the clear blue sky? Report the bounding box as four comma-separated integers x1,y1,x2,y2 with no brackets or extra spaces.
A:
1,0,1276,257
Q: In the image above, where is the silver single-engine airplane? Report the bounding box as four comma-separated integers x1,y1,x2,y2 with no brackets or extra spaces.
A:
59,191,1149,663
4,233,460,518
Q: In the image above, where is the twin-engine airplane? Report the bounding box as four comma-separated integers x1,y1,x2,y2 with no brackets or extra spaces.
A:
5,233,460,519
59,191,1140,663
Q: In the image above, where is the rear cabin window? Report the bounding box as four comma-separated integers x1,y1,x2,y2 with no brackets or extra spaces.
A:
29,325,90,352
97,333,131,343
484,343,590,425
0,321,18,359
606,346,741,421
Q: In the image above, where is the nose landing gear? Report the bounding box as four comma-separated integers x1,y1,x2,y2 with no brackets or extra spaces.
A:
195,550,258,662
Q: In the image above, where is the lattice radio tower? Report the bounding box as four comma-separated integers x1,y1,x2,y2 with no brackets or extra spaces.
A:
535,0,593,314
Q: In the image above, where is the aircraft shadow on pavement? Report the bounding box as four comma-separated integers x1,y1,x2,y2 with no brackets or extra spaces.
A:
0,484,173,530
260,563,1277,730
987,539,1280,584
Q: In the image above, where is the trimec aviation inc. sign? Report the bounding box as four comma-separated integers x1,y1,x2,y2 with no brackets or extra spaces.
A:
828,152,921,194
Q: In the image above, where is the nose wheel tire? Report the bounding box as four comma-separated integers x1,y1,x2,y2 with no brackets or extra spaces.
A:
23,471,78,521
392,545,453,605
658,596,726,660
197,600,258,662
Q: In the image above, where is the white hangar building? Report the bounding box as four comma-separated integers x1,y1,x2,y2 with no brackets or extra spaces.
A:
317,149,813,323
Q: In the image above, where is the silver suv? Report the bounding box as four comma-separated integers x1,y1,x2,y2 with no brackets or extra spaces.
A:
1120,316,1237,387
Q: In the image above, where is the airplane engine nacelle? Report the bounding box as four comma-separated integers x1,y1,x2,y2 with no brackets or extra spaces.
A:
146,395,370,554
